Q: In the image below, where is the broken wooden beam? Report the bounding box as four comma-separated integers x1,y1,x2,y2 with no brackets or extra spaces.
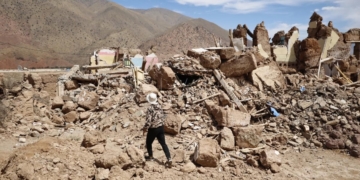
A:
191,93,221,104
71,74,99,82
213,69,248,113
100,69,130,75
82,63,120,70
334,65,353,84
341,81,360,87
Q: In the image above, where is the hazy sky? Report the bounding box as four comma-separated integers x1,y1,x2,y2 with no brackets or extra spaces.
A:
114,0,360,40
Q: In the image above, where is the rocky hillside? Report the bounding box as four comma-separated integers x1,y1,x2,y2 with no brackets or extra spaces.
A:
132,8,192,30
140,18,229,60
0,0,225,69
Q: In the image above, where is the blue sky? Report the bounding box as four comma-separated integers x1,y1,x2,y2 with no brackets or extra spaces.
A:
114,0,360,40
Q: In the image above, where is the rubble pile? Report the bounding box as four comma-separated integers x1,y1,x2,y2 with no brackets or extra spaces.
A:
1,11,360,180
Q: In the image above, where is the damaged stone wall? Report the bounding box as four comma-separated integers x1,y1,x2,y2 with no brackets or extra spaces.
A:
233,24,248,47
298,38,321,71
253,22,271,56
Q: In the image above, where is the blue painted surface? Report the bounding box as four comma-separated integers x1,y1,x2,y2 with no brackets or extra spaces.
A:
270,107,280,117
300,86,306,93
131,57,143,68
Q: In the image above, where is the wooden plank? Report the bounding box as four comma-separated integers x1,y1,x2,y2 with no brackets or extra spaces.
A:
334,65,352,83
213,69,248,113
99,69,130,75
341,81,360,87
82,63,119,70
191,93,220,104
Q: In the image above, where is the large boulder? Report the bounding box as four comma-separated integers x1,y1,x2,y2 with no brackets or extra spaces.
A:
62,101,77,114
205,100,250,127
220,127,235,151
126,146,145,167
28,73,42,90
187,48,207,59
251,61,286,91
78,90,99,110
95,152,132,169
149,65,176,90
233,125,264,148
63,111,78,123
164,113,182,135
135,84,159,103
199,51,221,69
51,96,64,109
259,149,282,168
220,53,257,77
181,161,197,173
81,131,106,148
194,138,220,167
217,47,235,61
64,80,79,90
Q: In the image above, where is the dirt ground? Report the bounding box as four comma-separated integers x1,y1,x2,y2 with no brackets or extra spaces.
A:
1,131,359,180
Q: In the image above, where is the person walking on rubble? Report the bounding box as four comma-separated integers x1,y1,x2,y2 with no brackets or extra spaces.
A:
142,93,172,167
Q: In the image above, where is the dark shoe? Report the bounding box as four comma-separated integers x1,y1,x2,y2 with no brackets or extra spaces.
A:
145,156,154,161
165,159,172,167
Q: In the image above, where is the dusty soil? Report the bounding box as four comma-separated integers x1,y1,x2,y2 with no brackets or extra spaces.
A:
0,132,359,180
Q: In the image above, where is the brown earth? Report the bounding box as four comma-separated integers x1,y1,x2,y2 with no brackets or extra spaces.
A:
139,18,229,61
0,0,227,69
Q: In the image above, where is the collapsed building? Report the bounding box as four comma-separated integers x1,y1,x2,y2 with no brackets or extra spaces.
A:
1,12,360,179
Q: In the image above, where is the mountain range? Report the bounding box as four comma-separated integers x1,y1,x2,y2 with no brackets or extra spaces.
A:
0,0,229,69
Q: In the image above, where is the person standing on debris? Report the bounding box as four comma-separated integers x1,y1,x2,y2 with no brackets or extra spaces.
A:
142,93,172,166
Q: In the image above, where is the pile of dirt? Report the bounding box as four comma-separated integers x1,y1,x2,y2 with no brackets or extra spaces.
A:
2,44,360,179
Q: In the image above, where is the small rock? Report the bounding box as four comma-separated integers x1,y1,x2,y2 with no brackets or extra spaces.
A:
64,80,79,90
311,139,322,147
198,167,207,174
326,120,340,126
194,138,220,167
351,134,360,144
349,146,360,157
95,168,110,180
30,131,40,137
63,111,78,123
246,157,259,167
181,161,196,173
62,101,78,114
53,158,61,164
52,96,64,109
19,138,26,143
90,144,105,154
220,127,235,150
270,163,280,173
259,149,281,168
31,126,44,133
298,100,313,110
79,112,91,121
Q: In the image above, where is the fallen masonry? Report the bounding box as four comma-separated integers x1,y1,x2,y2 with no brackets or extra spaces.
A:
1,12,360,179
